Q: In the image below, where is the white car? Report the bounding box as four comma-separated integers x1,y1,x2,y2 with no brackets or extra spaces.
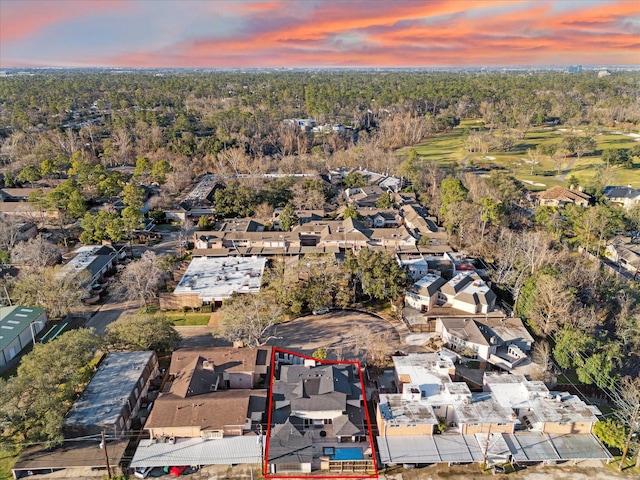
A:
312,307,330,315
134,466,153,478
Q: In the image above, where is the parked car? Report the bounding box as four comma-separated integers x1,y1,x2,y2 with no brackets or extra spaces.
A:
134,466,153,478
312,307,330,315
169,465,188,477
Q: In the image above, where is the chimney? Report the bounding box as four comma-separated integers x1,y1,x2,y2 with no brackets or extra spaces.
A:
202,360,215,371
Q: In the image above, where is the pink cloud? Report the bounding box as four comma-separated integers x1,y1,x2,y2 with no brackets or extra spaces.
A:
2,0,637,67
0,0,125,42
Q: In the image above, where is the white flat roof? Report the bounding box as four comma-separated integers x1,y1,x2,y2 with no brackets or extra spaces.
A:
392,353,453,397
131,436,262,467
377,433,612,465
174,256,266,302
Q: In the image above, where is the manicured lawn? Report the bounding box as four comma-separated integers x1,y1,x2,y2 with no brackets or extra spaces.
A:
164,313,210,326
405,124,640,188
0,449,19,480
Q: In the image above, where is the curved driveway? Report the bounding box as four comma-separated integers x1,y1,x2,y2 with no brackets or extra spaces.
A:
174,309,430,361
267,309,409,361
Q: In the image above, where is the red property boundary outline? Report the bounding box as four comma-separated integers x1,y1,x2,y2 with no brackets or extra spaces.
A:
263,347,379,479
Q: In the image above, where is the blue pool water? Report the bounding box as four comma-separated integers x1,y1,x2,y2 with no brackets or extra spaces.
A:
332,447,364,461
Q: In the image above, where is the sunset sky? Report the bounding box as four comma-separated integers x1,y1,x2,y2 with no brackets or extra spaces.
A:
1,0,638,68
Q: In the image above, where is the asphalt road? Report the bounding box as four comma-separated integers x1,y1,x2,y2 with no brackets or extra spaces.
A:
84,295,139,335
83,230,181,336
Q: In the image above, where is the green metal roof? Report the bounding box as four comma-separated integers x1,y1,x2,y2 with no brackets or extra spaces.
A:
0,305,46,351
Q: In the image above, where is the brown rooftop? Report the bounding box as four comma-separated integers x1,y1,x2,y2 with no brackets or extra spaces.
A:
145,389,263,431
169,346,271,376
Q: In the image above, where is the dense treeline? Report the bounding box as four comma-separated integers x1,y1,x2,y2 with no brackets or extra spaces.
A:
1,71,638,172
1,70,639,450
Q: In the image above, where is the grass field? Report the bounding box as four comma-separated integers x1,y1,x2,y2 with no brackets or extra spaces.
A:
164,312,211,326
0,450,18,480
407,122,640,188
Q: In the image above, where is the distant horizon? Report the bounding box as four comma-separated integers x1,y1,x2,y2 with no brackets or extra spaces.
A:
2,64,639,72
1,0,638,68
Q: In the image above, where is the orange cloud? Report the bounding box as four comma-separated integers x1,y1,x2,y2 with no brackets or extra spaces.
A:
12,0,636,68
227,1,286,12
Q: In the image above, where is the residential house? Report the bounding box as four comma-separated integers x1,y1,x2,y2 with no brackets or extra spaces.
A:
405,273,447,312
65,351,158,437
0,306,47,369
57,245,119,287
131,347,271,469
605,237,640,275
399,203,448,246
14,222,38,242
405,271,496,315
166,255,266,308
603,185,640,210
377,354,515,438
357,209,401,228
0,201,57,220
397,254,454,281
284,118,316,131
0,187,53,202
436,317,533,368
376,353,454,437
345,185,384,208
165,174,221,222
440,272,496,314
268,353,374,475
272,208,326,230
378,175,404,193
376,355,610,467
483,373,601,435
537,185,592,208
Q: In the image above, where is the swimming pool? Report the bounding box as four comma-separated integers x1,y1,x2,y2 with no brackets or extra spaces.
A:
331,447,364,461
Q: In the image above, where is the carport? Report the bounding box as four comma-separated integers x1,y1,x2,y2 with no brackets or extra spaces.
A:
12,440,128,479
377,433,612,467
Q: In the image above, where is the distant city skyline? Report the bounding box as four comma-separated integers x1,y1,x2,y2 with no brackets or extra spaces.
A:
1,0,638,68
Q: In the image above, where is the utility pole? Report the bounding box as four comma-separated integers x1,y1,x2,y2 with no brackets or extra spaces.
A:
258,423,264,472
101,431,112,478
481,424,492,471
619,403,640,471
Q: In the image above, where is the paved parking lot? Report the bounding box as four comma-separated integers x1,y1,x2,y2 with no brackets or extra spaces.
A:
175,309,426,361
267,309,406,361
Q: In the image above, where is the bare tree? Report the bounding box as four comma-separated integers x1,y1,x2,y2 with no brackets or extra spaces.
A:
527,274,574,336
178,217,194,254
8,266,89,318
216,292,283,346
290,183,325,210
613,376,640,469
111,127,133,165
217,147,248,175
164,161,193,195
11,236,61,270
116,251,164,307
0,217,22,252
532,340,551,368
344,327,395,366
490,228,555,310
253,202,274,223
519,230,553,275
